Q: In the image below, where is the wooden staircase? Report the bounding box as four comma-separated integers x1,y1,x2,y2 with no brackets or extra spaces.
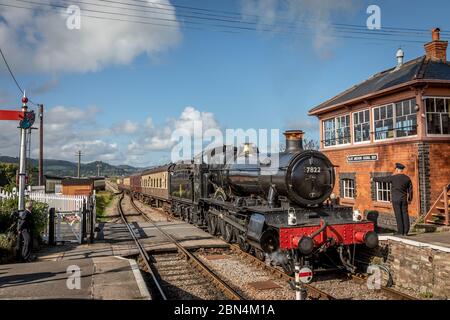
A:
424,184,450,226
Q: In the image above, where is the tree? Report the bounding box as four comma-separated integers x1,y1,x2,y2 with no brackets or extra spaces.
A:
303,138,320,150
0,163,18,192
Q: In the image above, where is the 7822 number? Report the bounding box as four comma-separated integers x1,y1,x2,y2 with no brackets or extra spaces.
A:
304,166,321,173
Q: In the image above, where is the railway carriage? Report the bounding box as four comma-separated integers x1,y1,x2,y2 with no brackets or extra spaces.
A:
140,165,172,209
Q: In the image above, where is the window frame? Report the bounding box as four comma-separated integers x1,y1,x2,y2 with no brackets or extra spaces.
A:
373,104,395,142
342,178,355,199
424,96,450,136
322,113,351,148
376,181,391,203
372,98,418,142
352,108,371,145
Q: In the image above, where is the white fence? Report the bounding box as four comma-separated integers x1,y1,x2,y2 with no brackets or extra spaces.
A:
0,189,91,212
0,189,96,244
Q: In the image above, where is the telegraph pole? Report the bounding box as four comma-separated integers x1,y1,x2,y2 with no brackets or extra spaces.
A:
77,150,82,178
38,104,44,186
96,162,101,177
18,93,28,212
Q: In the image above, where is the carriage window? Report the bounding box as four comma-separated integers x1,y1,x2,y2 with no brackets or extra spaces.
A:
425,97,450,135
353,109,370,143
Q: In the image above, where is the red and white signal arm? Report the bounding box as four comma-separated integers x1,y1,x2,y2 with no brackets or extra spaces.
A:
299,267,313,284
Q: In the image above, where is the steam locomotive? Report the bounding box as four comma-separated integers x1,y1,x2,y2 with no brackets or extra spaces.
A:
118,130,378,274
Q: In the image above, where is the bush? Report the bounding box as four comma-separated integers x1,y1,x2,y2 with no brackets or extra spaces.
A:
0,198,48,236
95,191,113,220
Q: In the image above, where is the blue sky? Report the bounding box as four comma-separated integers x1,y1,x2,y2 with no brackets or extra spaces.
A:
0,0,449,166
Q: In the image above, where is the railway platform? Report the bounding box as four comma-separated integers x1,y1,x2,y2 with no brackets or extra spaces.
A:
0,256,150,300
373,231,450,298
0,216,226,300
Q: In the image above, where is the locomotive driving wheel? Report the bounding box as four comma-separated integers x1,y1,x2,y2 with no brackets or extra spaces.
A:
254,249,266,261
221,222,234,243
237,234,251,252
207,213,218,235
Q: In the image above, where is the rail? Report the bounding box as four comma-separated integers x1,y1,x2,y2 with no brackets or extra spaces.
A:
117,193,167,300
129,196,244,300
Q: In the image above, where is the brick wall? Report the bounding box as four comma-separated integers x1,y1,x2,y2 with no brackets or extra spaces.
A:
428,142,450,203
323,141,420,230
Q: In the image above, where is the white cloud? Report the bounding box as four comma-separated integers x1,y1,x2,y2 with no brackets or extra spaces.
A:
286,117,319,133
0,105,222,167
113,120,139,135
127,106,220,157
0,0,181,73
0,105,124,163
240,0,360,56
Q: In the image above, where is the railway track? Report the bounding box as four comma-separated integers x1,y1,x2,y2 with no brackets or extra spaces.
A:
132,196,419,300
117,193,167,300
127,195,244,300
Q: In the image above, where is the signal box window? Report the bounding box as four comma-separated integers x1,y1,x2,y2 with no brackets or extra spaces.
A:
425,97,450,135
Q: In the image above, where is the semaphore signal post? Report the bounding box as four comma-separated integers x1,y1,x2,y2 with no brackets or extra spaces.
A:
0,93,35,212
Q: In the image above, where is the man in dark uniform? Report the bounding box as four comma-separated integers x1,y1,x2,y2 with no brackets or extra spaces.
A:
16,200,34,262
373,163,413,236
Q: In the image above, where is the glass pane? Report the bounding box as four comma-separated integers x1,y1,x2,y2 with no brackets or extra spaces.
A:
354,113,358,125
354,126,361,142
387,105,393,118
380,107,386,119
446,99,450,113
362,123,370,141
427,114,441,134
374,108,379,121
385,118,393,129
442,114,449,134
344,127,350,143
396,103,402,117
426,98,435,113
407,100,414,114
436,99,445,113
365,110,369,122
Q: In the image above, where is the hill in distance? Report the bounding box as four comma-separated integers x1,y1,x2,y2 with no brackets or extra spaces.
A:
0,156,143,177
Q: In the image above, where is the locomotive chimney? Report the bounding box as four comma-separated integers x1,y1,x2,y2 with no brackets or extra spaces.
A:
283,130,304,153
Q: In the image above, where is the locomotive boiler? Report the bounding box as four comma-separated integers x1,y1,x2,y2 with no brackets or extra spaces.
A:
221,130,335,207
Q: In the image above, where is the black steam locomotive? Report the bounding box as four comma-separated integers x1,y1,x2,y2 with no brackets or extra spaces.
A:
120,130,378,274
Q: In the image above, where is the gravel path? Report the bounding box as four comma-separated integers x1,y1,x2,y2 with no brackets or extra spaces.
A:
197,251,295,300
132,199,172,222
312,274,389,300
153,253,227,300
